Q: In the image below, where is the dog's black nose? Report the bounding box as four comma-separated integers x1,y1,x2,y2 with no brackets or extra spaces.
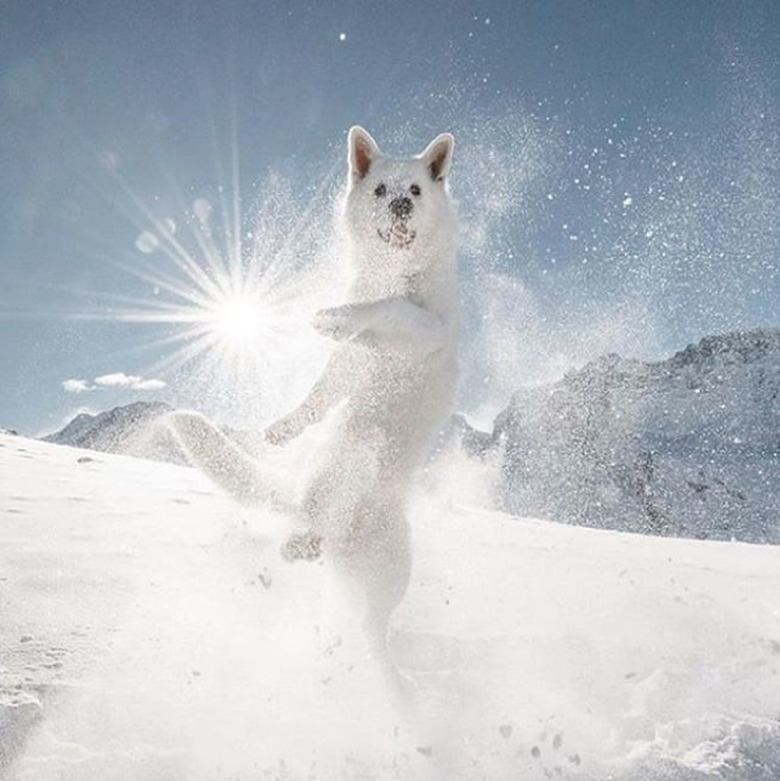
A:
389,196,413,219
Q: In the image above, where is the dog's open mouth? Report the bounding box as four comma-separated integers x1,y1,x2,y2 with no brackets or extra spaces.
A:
377,222,416,247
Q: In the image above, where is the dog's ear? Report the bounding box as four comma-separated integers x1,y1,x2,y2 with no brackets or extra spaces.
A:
420,133,454,182
348,126,380,182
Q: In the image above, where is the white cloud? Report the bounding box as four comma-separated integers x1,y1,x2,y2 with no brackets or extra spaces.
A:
94,373,167,391
62,373,166,393
62,379,94,393
134,378,166,390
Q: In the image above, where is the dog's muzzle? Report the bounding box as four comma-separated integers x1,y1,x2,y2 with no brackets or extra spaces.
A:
377,222,416,247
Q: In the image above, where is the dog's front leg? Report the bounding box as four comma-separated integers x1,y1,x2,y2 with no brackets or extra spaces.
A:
362,296,447,343
264,347,352,446
263,401,319,446
311,303,371,341
313,297,447,347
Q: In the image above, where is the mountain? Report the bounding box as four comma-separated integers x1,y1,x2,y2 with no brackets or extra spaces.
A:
42,401,182,463
477,328,780,543
2,431,780,779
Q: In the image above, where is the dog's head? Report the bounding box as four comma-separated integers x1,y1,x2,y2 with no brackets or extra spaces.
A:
343,127,455,254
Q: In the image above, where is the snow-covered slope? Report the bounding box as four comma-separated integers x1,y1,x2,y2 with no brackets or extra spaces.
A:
1,432,780,780
484,328,780,543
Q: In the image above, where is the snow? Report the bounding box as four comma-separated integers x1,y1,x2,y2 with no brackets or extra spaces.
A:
2,432,780,779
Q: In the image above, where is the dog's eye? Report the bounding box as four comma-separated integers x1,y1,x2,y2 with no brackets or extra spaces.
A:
374,183,387,197
410,183,421,197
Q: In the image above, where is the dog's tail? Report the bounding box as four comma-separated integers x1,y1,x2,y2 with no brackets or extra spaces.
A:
163,411,293,510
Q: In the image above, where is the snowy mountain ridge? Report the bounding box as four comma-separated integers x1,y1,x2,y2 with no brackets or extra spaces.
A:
42,400,181,463
481,327,780,543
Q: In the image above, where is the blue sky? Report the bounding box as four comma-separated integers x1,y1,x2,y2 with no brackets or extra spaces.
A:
2,0,779,434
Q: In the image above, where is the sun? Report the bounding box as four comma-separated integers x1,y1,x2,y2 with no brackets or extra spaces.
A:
209,294,263,351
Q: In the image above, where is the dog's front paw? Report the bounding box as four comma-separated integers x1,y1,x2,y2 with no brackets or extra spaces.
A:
281,530,323,562
312,305,363,341
263,415,301,446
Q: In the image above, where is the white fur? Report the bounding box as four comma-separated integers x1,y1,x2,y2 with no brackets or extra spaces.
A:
166,127,460,692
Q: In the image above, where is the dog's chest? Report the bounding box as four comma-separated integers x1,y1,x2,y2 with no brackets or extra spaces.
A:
346,340,456,424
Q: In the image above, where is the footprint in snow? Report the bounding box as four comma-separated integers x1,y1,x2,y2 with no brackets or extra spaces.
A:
530,731,579,773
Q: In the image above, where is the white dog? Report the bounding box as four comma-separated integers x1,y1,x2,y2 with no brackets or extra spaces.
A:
167,126,460,683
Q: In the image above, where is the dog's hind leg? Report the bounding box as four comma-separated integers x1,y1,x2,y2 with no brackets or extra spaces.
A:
334,499,415,706
164,411,291,509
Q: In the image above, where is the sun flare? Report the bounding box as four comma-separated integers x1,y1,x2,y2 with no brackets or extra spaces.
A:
79,139,335,397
